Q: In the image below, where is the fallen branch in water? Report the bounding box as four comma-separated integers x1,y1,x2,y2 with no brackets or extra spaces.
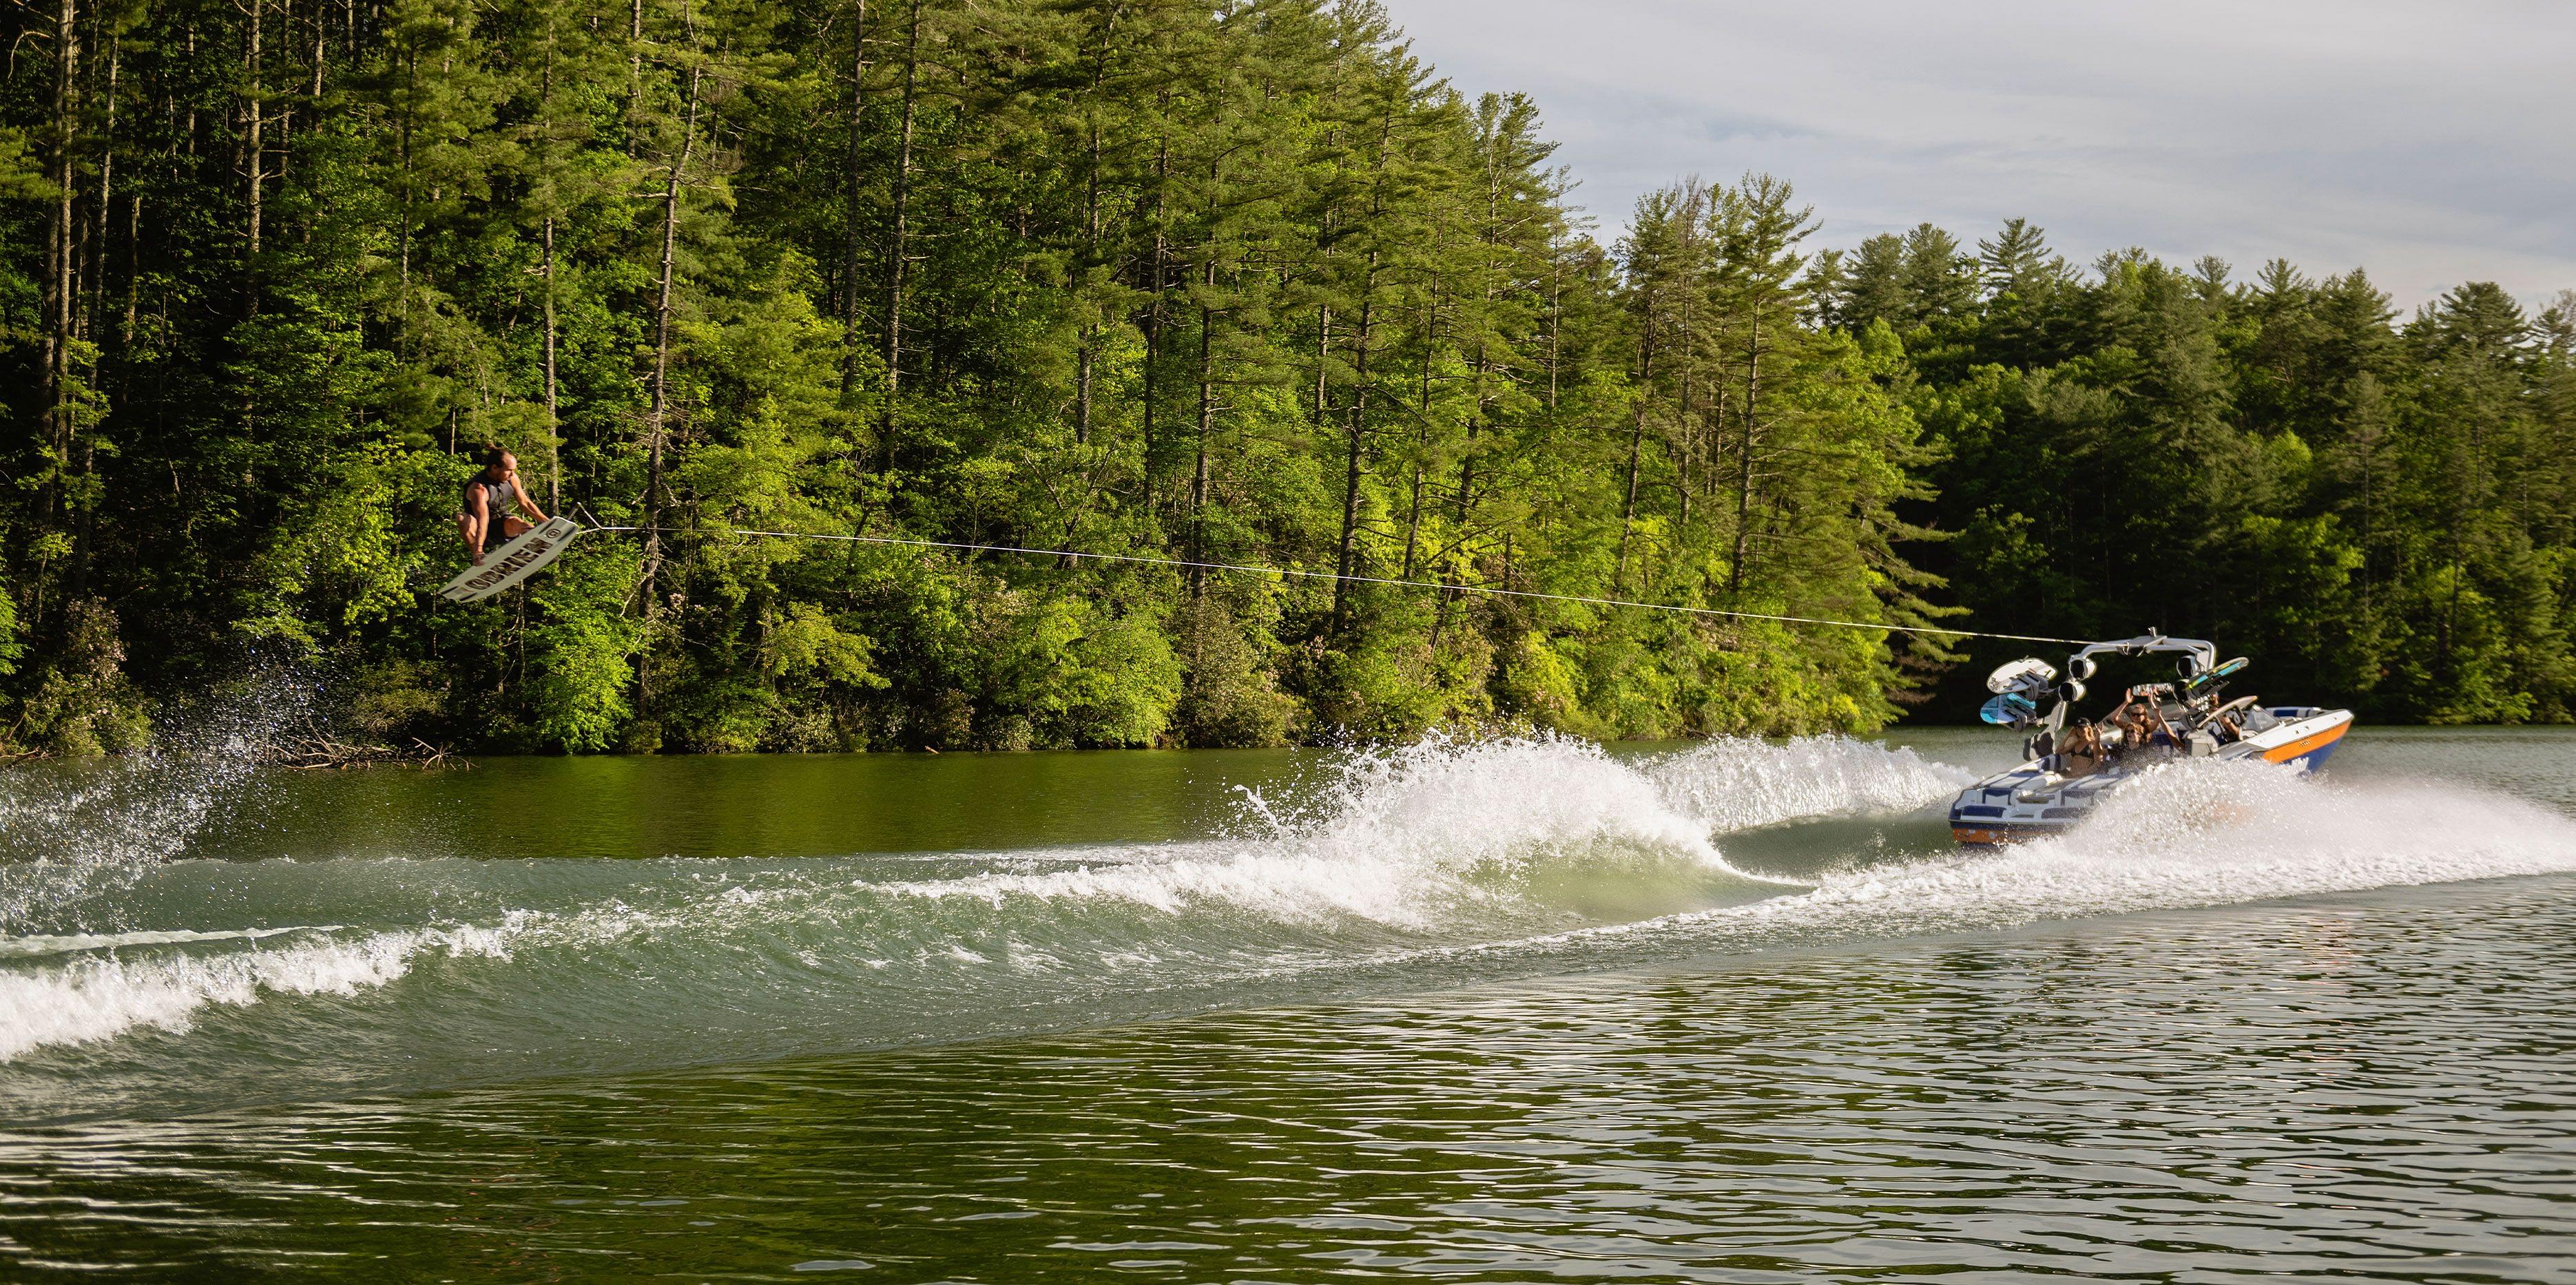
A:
269,735,470,771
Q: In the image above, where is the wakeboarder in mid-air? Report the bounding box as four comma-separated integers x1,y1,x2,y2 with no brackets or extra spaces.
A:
457,447,550,565
435,448,585,604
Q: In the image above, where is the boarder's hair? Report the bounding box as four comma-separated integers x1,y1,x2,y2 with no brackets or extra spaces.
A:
478,444,512,470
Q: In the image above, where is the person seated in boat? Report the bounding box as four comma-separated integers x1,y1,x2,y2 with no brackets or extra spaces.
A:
2099,703,2141,760
2100,696,2170,762
2055,718,2107,777
457,446,549,565
2136,698,2184,755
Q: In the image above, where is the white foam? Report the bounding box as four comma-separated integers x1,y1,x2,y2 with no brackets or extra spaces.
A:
887,734,1791,928
0,878,851,1065
0,923,512,1062
1737,759,2576,937
0,925,344,959
14,735,2568,1066
884,734,1975,927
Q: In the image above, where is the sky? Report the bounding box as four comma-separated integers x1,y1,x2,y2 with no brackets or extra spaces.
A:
1389,0,2576,311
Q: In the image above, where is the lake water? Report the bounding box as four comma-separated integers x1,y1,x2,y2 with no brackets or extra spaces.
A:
2,725,2573,1279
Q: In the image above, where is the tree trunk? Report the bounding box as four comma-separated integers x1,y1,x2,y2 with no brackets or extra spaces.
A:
625,0,645,140
1458,338,1483,524
876,0,921,473
395,52,413,339
246,0,264,262
1331,253,1378,625
74,36,121,588
540,36,561,512
87,38,116,353
122,189,139,348
1544,253,1561,412
1312,204,1336,426
1727,311,1759,597
1402,464,1423,579
39,0,81,540
1074,20,1108,447
1192,291,1215,598
1402,292,1433,580
543,213,561,512
1333,104,1400,623
1075,325,1094,446
840,0,867,399
643,60,703,612
1615,317,1654,589
1141,124,1169,488
1313,304,1330,426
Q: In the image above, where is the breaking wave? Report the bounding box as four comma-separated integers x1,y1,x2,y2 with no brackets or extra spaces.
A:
2,727,2573,1099
894,733,1811,928
0,922,511,1062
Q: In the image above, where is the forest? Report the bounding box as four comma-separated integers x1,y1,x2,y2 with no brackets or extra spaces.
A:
0,0,2570,755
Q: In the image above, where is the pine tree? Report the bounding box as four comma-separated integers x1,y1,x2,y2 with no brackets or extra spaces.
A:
1835,231,1904,331
50,0,2575,753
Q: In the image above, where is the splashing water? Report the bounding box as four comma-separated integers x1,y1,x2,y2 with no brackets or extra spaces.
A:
1712,755,2576,939
1,724,2572,1118
0,673,315,934
897,733,1800,930
0,732,1960,1077
1650,734,1980,832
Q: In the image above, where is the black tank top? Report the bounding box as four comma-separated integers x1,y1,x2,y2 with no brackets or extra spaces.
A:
465,475,513,525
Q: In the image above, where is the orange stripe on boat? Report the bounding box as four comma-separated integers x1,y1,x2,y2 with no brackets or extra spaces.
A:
1952,826,2040,846
2263,722,2348,764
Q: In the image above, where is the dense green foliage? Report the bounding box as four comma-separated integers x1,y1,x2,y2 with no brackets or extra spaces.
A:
1817,225,2576,723
0,0,2568,753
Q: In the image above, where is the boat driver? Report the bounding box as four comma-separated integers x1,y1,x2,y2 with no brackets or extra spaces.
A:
457,446,550,565
2209,707,2245,744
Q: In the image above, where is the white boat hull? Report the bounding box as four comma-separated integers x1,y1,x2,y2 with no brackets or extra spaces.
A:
1949,707,2353,845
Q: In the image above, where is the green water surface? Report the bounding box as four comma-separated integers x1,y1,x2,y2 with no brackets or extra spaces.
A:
0,727,2570,1280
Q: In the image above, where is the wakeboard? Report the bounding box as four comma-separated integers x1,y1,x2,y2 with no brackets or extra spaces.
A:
438,516,583,603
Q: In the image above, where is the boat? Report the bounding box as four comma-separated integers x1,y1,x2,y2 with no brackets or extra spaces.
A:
1946,633,2354,845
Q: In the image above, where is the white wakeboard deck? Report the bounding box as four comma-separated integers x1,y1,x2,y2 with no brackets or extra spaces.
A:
439,517,583,603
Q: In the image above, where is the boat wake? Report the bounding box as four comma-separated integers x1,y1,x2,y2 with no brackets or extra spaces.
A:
1,729,2572,1114
1736,758,2576,937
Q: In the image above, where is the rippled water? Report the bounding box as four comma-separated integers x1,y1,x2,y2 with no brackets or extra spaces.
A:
1,725,2573,1279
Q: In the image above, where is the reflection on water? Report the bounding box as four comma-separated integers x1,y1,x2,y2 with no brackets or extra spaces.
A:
5,876,2572,1280
180,745,1326,862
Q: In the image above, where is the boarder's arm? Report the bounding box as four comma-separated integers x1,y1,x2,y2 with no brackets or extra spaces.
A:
508,474,549,525
468,487,492,563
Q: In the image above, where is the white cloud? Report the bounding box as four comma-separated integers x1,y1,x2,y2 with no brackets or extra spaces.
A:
1390,0,2576,308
